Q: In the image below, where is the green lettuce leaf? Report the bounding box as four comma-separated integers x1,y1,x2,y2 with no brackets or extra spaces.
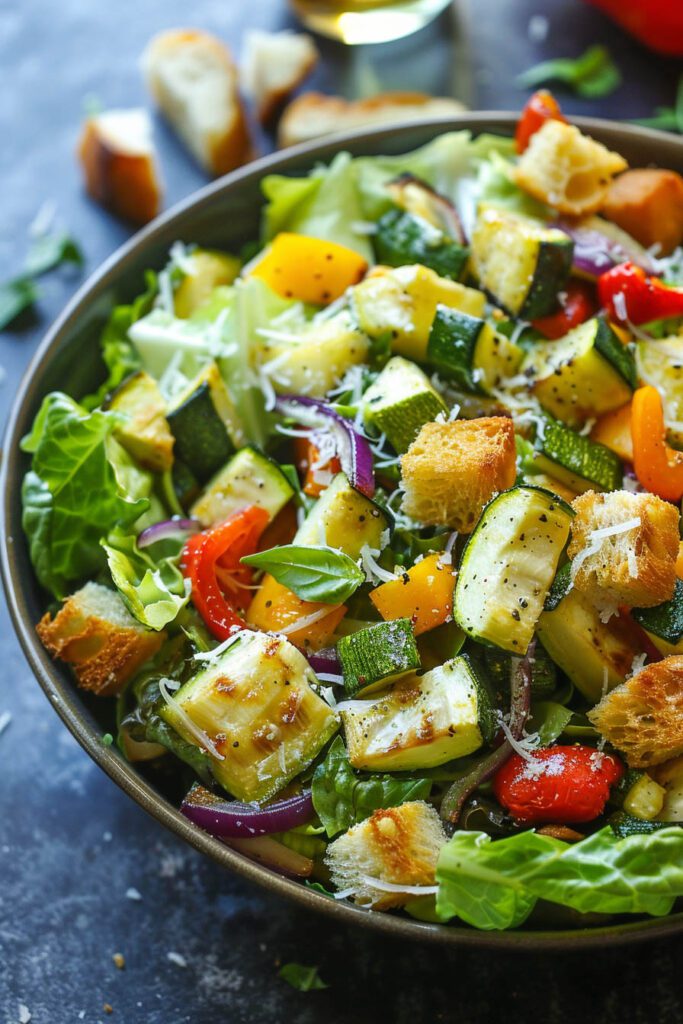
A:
21,393,149,597
312,736,432,838
241,545,364,604
278,963,328,991
436,826,683,930
262,151,373,260
526,701,573,745
102,528,190,631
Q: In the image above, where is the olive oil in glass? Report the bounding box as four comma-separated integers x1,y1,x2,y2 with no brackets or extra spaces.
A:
290,0,453,44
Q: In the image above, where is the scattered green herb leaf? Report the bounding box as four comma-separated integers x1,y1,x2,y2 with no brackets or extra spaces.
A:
24,233,83,277
0,278,39,329
278,963,328,991
517,45,621,99
241,545,364,604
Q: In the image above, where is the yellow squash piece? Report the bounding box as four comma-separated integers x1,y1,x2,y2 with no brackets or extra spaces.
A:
174,249,241,317
369,553,455,635
250,232,368,305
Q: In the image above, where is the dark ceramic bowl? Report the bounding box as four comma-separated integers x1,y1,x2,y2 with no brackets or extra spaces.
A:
3,114,683,949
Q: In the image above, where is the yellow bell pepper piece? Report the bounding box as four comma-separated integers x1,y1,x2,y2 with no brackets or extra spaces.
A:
590,400,633,462
247,573,346,651
250,233,368,305
369,553,456,636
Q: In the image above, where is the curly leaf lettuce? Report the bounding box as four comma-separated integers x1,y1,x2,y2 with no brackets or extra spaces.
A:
312,736,432,838
436,826,683,930
21,393,149,597
102,529,190,631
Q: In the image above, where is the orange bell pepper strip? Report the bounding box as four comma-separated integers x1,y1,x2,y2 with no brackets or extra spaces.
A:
631,385,683,501
294,436,341,498
246,574,346,651
250,233,368,305
369,553,456,636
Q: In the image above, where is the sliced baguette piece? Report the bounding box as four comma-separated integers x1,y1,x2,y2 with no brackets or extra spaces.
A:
37,582,165,696
278,91,466,149
241,30,318,124
142,28,252,176
588,656,683,768
78,108,162,224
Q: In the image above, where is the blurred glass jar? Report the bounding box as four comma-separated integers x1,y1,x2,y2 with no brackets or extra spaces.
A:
290,0,453,44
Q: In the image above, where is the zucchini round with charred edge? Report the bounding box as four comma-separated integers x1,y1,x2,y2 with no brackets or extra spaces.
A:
453,485,574,654
362,356,447,453
533,416,624,493
337,618,421,698
632,579,683,655
294,472,393,558
374,207,469,281
191,446,295,528
426,307,522,394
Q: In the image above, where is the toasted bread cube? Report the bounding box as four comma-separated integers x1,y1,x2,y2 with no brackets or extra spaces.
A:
513,120,627,217
142,29,252,176
241,30,318,124
568,490,679,612
588,656,683,768
278,91,466,149
602,169,683,256
37,582,164,696
400,417,517,532
78,109,162,224
325,801,447,909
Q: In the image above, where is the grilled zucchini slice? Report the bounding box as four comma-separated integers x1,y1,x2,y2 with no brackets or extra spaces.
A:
166,361,242,483
470,204,573,318
191,446,295,528
338,618,421,698
294,472,391,557
374,207,469,281
453,485,573,653
106,370,174,472
362,356,447,452
531,416,623,493
632,579,683,657
426,307,523,394
537,586,644,701
522,317,636,426
159,631,338,802
340,653,496,771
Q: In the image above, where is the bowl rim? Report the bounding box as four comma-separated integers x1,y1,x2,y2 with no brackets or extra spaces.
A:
4,111,683,950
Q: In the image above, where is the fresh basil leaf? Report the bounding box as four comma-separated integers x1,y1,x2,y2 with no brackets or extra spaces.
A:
517,45,621,99
20,393,148,597
102,528,190,631
241,545,364,604
278,963,328,992
436,826,683,929
24,232,83,277
0,277,38,329
312,736,432,838
526,701,573,745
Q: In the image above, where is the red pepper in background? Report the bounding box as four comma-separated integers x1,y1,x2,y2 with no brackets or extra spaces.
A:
182,506,269,641
583,0,683,57
598,261,683,326
493,745,623,824
532,279,597,339
515,90,567,154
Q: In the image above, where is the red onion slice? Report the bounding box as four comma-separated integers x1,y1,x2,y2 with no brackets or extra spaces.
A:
306,647,341,676
553,220,659,279
181,783,314,838
138,517,200,549
275,394,375,498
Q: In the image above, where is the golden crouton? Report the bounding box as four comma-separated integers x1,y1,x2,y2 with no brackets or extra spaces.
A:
568,490,679,612
37,582,164,696
513,120,627,217
602,169,683,256
325,801,447,910
588,656,683,768
400,417,517,532
652,755,683,821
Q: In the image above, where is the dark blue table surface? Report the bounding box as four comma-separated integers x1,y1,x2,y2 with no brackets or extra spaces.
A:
2,1,683,1021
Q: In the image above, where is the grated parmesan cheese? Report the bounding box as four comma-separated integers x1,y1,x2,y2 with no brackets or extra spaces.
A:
158,679,225,760
571,517,641,578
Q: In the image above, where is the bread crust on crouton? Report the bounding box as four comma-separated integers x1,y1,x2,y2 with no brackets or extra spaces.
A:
325,801,447,909
512,120,627,217
602,169,683,256
568,490,679,612
588,656,683,768
78,110,162,225
37,583,164,696
400,417,516,532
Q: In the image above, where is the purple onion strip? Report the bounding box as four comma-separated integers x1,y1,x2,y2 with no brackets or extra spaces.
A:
553,220,659,278
138,517,200,549
181,783,314,838
306,647,341,676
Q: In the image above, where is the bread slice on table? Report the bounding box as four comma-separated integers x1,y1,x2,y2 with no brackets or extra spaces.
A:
78,108,162,224
241,30,318,124
142,28,252,176
278,91,466,149
37,582,165,697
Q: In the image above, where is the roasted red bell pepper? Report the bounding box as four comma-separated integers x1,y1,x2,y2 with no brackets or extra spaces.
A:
532,279,597,339
493,745,623,824
182,506,269,641
598,261,683,326
583,0,683,57
515,90,566,154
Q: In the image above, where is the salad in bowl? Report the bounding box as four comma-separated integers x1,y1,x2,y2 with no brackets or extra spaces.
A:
22,93,683,932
